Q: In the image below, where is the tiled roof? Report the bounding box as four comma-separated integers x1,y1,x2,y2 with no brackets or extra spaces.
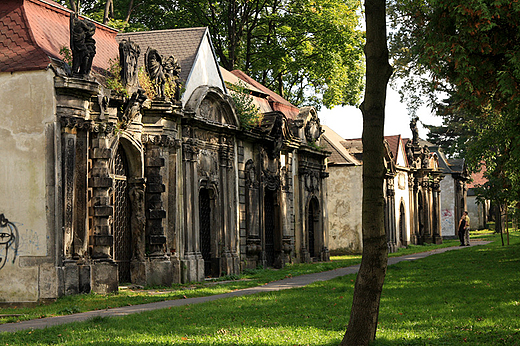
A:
230,69,300,120
384,135,401,165
321,125,360,165
1,0,119,73
117,28,208,83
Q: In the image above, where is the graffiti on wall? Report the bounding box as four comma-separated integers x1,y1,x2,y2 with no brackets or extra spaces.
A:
0,214,19,270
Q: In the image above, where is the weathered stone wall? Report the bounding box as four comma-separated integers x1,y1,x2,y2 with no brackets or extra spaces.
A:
0,70,56,302
327,165,363,254
467,195,488,230
440,175,456,238
394,171,411,244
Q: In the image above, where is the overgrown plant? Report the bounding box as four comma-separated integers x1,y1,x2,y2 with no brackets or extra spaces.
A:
228,81,262,130
59,46,72,66
105,58,129,97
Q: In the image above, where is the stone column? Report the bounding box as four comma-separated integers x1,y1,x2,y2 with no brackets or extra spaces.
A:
89,124,118,294
143,135,172,286
181,137,203,282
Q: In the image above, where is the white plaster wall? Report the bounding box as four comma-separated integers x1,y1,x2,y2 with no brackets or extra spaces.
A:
440,175,456,237
0,69,55,302
394,171,411,243
327,165,363,254
181,33,226,105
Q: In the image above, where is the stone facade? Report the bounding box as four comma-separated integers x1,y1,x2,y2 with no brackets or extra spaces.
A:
323,125,445,254
0,0,329,303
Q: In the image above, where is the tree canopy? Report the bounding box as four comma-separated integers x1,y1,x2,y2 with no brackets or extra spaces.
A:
389,0,520,206
58,0,365,110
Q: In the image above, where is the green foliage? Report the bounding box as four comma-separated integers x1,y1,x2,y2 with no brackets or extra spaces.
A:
227,81,262,130
105,58,129,97
57,0,365,110
59,45,72,66
389,0,520,205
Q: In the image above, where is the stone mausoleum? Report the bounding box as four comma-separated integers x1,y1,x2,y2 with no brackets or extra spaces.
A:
0,0,329,303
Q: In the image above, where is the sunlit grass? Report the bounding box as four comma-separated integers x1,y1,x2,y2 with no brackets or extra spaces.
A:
1,232,518,344
0,240,459,325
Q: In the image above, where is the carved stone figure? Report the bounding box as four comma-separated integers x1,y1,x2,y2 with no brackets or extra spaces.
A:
70,14,96,76
410,116,419,146
305,117,323,143
405,140,414,167
120,88,147,126
421,145,430,169
119,39,140,93
145,48,181,100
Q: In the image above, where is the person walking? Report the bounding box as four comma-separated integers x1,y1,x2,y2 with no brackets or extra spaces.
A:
458,211,470,246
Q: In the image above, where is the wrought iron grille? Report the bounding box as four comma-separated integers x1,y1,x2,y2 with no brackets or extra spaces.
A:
199,189,212,276
264,191,275,267
113,147,132,283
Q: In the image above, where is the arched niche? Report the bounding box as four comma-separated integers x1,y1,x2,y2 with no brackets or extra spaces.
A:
184,86,239,128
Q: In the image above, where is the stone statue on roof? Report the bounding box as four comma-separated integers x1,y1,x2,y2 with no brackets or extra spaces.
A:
70,14,96,76
145,48,181,100
410,116,419,146
119,39,140,94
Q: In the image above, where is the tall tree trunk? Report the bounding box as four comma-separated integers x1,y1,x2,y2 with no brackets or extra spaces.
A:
340,0,392,344
124,0,135,23
103,0,114,24
69,0,77,13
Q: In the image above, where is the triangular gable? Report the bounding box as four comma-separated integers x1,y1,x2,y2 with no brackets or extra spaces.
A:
117,27,227,106
395,137,408,167
321,125,361,165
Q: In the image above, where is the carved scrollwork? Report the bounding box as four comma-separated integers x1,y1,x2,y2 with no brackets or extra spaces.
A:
198,149,218,178
91,122,115,134
60,116,92,131
142,134,180,148
304,170,320,193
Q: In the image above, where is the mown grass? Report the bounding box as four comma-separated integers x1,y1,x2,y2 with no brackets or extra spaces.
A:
1,232,517,345
0,240,459,325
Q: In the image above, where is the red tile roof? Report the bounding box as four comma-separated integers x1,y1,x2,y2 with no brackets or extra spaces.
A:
384,135,401,165
1,0,118,73
467,166,487,188
230,69,300,119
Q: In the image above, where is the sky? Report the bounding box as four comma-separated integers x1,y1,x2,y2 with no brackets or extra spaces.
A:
318,85,443,141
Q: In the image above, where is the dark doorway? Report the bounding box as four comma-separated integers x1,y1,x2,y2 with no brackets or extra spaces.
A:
113,146,132,283
399,201,406,245
307,198,319,258
199,188,212,277
264,189,276,267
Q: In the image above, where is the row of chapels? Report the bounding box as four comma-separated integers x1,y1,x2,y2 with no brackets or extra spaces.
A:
0,0,467,303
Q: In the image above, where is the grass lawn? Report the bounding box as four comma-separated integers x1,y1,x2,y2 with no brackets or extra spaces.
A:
2,232,518,345
0,239,460,325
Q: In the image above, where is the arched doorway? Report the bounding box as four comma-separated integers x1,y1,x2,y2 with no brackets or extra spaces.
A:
307,197,320,259
113,146,132,284
199,188,212,277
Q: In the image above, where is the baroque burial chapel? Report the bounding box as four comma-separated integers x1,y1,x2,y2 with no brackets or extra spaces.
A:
0,0,329,303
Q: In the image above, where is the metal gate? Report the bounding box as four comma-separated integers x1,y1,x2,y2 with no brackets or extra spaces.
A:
308,201,316,258
113,146,132,284
264,190,275,267
199,188,212,277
